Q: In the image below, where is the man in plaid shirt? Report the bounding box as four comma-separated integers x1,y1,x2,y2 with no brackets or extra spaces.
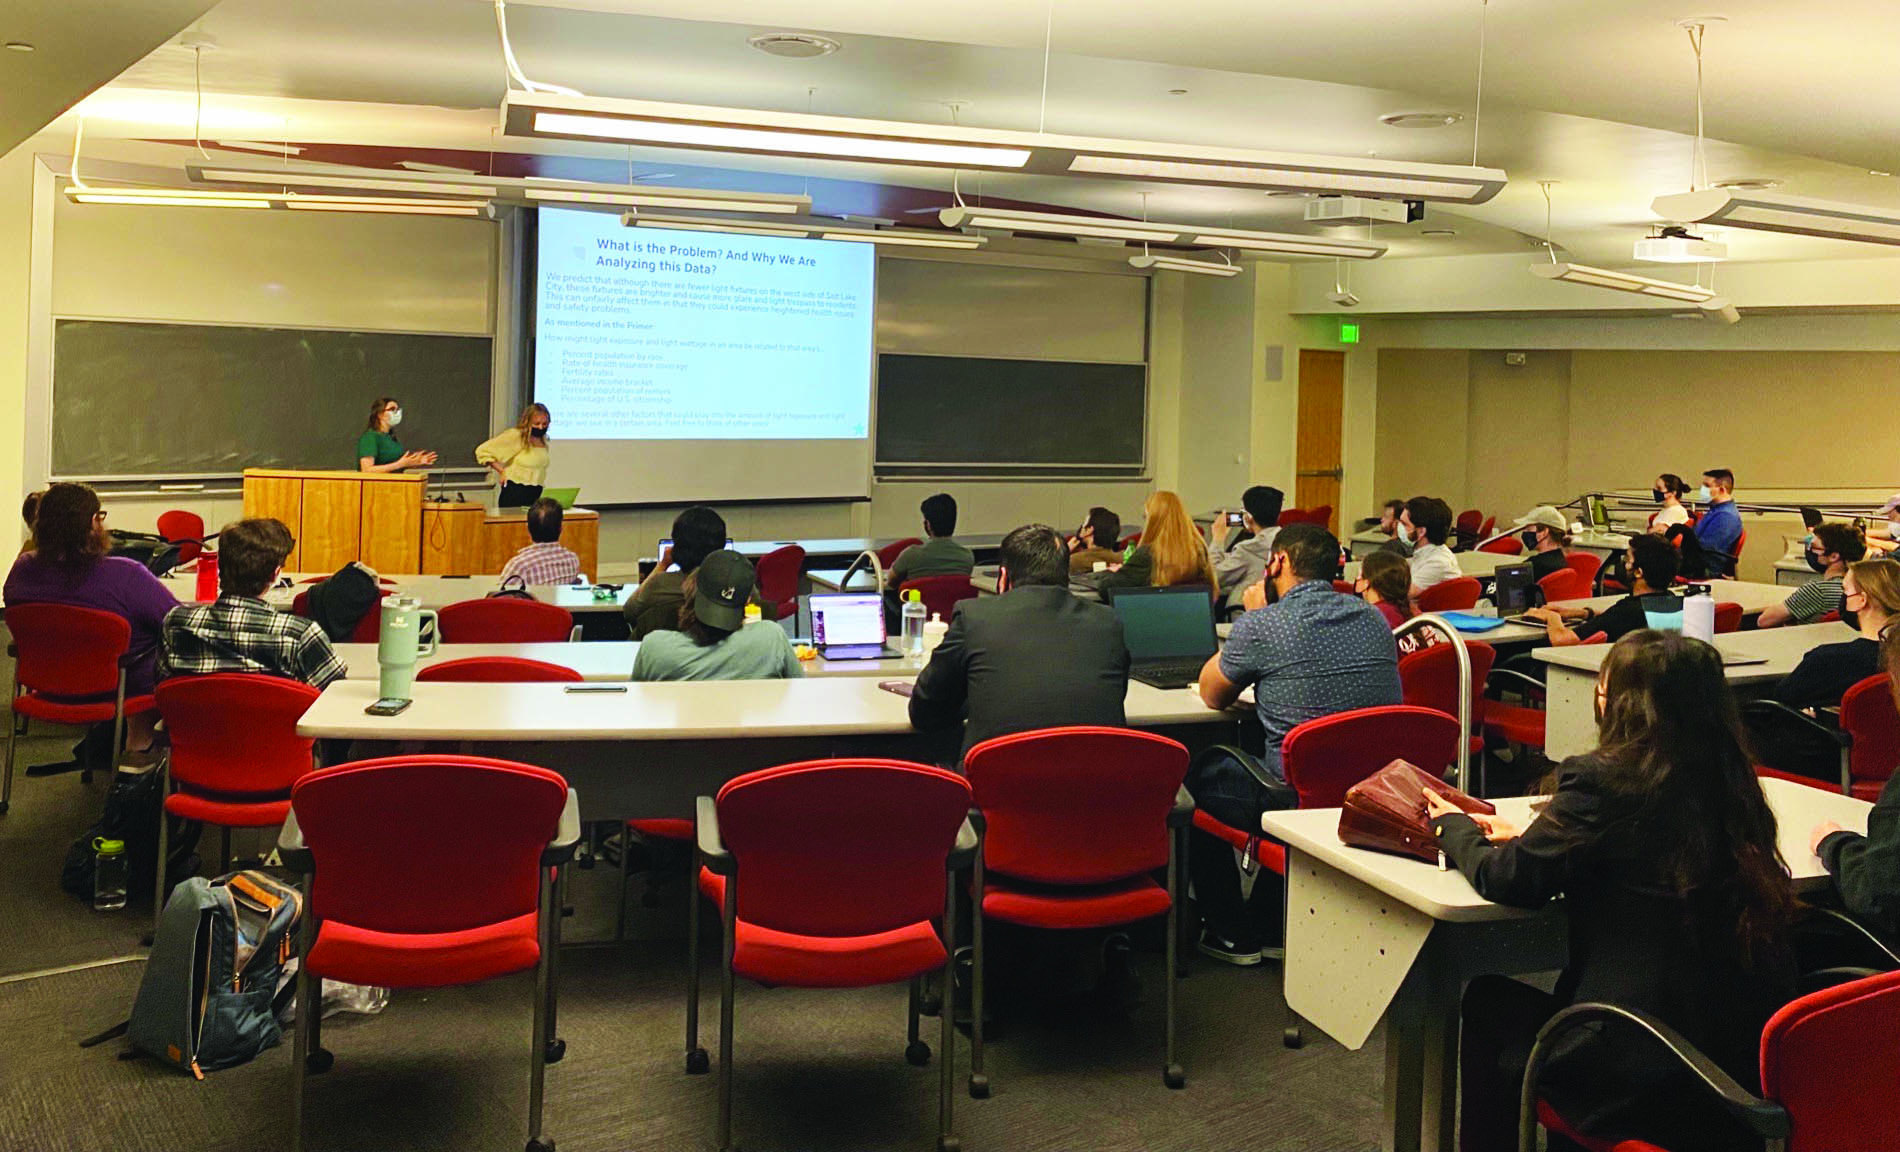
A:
159,518,348,689
497,498,583,586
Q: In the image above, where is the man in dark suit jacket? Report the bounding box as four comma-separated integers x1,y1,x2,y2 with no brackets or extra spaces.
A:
909,522,1130,755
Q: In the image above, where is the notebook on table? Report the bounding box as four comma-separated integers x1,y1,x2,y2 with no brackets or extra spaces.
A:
809,592,900,660
1113,586,1219,690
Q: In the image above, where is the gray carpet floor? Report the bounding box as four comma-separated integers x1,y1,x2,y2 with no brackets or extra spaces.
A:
0,721,1386,1152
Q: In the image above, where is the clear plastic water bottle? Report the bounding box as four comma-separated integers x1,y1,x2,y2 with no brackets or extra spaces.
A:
901,589,928,660
93,837,128,911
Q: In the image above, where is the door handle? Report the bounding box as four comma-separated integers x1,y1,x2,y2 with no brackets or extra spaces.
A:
1296,469,1344,479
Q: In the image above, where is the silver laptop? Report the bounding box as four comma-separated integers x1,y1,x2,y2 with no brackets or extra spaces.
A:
810,592,901,660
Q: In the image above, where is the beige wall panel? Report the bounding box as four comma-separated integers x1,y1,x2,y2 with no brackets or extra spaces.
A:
1467,350,1571,521
1373,349,1471,509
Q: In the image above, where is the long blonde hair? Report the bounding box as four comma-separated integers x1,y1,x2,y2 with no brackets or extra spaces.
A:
1138,490,1218,589
513,403,551,446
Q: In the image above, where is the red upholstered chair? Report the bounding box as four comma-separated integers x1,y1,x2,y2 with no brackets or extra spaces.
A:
438,598,575,643
1714,601,1744,634
1454,509,1483,549
1478,537,1525,556
1309,504,1334,531
964,727,1192,1096
901,574,979,623
688,759,974,1152
1332,580,1358,595
1483,635,1607,756
416,657,582,684
1564,552,1602,588
279,756,577,1152
1479,515,1496,539
1538,568,1591,604
755,544,805,621
1840,674,1900,800
2,604,159,811
1520,969,1900,1152
1400,639,1498,761
290,589,381,643
152,674,320,931
156,509,206,565
877,537,923,570
1417,577,1482,613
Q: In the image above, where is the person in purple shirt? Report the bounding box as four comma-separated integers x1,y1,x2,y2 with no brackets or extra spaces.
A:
4,483,177,769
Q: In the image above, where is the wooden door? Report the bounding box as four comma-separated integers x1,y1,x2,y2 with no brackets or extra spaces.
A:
1296,350,1346,534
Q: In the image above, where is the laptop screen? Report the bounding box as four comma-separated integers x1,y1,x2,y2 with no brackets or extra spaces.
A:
1113,587,1218,661
1493,564,1535,614
810,593,887,647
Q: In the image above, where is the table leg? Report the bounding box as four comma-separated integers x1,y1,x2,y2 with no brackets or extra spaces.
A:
1382,969,1427,1152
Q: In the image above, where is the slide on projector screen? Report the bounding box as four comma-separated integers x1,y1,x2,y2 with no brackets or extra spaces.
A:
533,207,876,505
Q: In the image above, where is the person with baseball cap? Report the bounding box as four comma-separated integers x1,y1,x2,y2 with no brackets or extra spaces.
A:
629,550,801,682
1512,505,1573,582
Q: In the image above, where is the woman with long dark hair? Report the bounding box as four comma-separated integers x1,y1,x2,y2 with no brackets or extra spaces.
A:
1427,631,1796,1151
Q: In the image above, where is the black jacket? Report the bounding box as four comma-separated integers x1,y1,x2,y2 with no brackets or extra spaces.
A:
1820,770,1900,940
1436,758,1794,1145
1774,636,1880,709
908,584,1130,756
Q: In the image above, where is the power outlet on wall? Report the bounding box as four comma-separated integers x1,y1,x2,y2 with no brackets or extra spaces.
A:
1504,352,1528,366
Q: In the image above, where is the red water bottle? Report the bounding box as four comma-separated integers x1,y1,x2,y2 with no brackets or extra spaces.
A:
194,550,219,602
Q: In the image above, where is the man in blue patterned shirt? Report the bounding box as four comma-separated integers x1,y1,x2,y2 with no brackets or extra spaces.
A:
1188,521,1401,964
159,518,348,690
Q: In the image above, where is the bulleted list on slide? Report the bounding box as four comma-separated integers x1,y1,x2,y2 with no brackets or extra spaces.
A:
534,208,875,441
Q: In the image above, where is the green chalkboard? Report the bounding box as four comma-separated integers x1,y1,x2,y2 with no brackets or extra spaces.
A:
875,353,1146,469
52,320,493,478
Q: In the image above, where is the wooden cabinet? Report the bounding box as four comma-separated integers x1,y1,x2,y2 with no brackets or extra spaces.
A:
421,500,485,575
240,469,425,574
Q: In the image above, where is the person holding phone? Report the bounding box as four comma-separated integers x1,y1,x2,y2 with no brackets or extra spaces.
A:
1067,506,1123,573
625,506,726,640
1204,486,1284,614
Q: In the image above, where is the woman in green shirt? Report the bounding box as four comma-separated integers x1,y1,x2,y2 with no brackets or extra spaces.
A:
356,396,438,474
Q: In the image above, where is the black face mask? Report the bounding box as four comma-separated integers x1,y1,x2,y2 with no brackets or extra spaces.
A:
1842,605,1861,630
1521,530,1540,549
531,426,548,439
1651,488,1666,504
1806,550,1831,574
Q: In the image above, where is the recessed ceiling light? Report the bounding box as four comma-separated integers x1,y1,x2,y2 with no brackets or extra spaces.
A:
5,41,34,52
747,32,841,59
1872,170,1894,178
1420,228,1457,237
1167,89,1188,96
1712,177,1782,191
1379,112,1465,129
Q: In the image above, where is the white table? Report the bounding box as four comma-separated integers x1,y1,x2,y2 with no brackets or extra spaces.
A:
335,641,928,682
1349,530,1396,560
1342,551,1516,582
1264,777,1871,1152
1531,621,1852,758
1775,558,1822,588
297,678,1235,820
162,572,636,615
805,567,880,594
1564,529,1630,560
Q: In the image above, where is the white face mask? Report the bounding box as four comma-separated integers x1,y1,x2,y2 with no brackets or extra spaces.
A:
386,408,403,428
1398,521,1414,544
1695,484,1711,501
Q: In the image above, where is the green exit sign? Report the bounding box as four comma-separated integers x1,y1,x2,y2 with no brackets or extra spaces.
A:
1338,321,1361,345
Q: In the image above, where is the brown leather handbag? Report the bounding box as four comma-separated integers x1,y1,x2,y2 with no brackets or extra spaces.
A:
1338,760,1496,863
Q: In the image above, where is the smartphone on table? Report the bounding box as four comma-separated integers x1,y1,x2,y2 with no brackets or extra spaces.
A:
365,698,411,716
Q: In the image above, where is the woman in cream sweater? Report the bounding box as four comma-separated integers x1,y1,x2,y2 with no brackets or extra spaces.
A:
475,403,553,507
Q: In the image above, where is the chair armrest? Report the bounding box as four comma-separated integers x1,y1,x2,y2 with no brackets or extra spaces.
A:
696,794,734,876
1741,699,1850,747
1517,1002,1789,1152
948,817,979,870
541,788,582,866
1167,784,1196,829
1485,668,1549,700
277,808,313,875
966,806,987,836
1810,906,1900,969
1800,966,1885,994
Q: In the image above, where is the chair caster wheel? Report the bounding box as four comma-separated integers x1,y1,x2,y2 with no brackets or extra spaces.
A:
545,1038,566,1064
936,1137,961,1152
1283,1027,1304,1049
0,800,9,815
526,1138,556,1152
305,1048,334,1074
80,770,94,784
577,855,596,871
967,1074,990,1100
686,1047,710,1075
919,993,943,1017
905,1040,931,1067
1163,1063,1186,1090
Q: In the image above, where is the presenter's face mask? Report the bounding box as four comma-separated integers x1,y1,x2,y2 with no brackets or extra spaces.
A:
531,424,549,438
386,407,403,428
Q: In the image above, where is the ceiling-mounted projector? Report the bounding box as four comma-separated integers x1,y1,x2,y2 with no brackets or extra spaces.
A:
1634,225,1728,263
1305,196,1419,227
1328,289,1361,307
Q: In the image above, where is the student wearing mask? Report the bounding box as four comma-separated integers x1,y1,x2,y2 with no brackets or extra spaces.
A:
1511,505,1572,582
1772,557,1900,710
1402,496,1460,597
1205,485,1284,612
1067,506,1123,574
630,550,802,681
1429,631,1795,1152
1812,626,1900,939
1692,468,1742,575
1758,522,1865,629
1375,498,1412,557
1867,492,1900,555
1648,473,1692,532
1356,550,1445,656
1190,523,1401,963
1525,534,1680,647
356,396,438,474
1096,490,1218,599
475,403,553,508
911,524,1130,754
625,505,726,641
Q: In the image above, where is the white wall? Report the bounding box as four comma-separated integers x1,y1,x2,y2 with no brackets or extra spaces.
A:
0,145,37,550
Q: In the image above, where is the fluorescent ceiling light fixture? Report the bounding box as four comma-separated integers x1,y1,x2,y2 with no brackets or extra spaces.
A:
65,185,489,216
284,198,487,217
196,167,497,197
524,187,803,213
189,164,808,214
937,206,1385,258
1128,253,1239,277
69,190,271,209
503,92,1506,203
1654,188,1900,247
624,212,813,238
1632,234,1728,263
818,228,986,249
1529,262,1718,303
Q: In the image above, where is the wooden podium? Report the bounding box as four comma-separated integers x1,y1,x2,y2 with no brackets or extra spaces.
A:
242,469,424,573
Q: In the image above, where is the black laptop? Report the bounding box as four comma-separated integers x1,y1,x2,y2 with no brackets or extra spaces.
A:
1492,563,1539,623
1113,586,1219,690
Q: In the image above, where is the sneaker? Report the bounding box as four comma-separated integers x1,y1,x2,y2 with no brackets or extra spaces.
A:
1196,929,1264,967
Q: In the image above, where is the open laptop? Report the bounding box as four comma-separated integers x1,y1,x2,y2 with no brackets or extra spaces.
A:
1492,563,1539,623
809,592,901,660
1114,586,1219,690
542,487,580,509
